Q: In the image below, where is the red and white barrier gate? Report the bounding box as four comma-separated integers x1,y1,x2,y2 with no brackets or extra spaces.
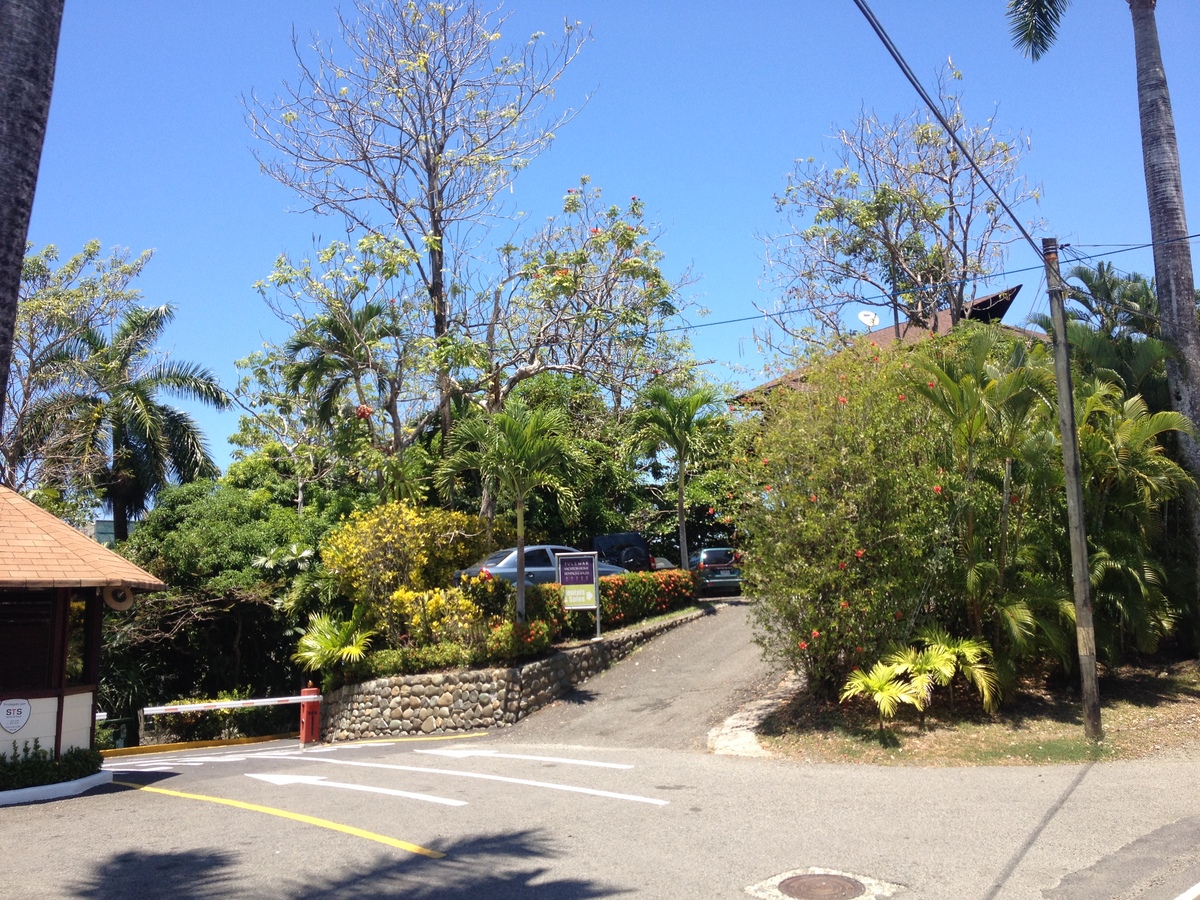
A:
142,691,324,746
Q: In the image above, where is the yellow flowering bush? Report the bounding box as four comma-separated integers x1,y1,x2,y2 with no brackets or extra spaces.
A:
321,501,488,605
386,586,486,649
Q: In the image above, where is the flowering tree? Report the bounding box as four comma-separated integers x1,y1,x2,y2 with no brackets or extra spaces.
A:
739,340,945,697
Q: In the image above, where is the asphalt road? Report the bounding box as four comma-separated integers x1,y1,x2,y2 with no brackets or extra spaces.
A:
3,602,1200,899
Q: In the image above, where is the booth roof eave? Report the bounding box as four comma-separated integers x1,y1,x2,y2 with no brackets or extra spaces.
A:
0,485,165,592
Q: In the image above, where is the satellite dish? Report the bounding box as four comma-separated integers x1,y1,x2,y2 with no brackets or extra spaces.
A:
858,310,880,328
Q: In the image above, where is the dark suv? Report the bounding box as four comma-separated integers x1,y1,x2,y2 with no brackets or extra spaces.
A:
593,532,653,572
688,547,742,596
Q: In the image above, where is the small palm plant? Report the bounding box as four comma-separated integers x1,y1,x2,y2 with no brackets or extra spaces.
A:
293,610,376,678
884,645,956,729
839,662,922,737
915,626,999,714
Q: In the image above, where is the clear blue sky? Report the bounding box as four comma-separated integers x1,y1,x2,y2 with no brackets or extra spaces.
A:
26,1,1200,470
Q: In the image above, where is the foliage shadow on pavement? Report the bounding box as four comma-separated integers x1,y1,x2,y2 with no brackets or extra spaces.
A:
286,829,632,900
71,849,242,899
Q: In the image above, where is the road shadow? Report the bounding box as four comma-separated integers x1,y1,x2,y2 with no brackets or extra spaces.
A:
287,829,632,899
556,687,599,706
70,849,242,899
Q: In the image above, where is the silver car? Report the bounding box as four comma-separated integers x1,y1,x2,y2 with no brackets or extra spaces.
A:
457,545,627,585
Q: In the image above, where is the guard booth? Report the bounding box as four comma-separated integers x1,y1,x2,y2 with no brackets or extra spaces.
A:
0,486,164,757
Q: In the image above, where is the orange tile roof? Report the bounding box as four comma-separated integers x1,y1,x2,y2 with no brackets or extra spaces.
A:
0,486,165,590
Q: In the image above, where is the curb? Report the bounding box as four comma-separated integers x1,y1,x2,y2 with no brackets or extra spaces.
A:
708,672,804,757
100,732,300,758
0,770,113,807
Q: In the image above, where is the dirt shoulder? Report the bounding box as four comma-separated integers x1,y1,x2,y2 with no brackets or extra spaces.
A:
759,657,1200,766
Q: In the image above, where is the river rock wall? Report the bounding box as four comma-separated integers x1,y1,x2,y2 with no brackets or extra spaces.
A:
321,609,707,742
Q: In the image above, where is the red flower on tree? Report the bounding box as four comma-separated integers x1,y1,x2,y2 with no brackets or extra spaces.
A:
838,561,847,570
855,548,864,559
934,485,943,495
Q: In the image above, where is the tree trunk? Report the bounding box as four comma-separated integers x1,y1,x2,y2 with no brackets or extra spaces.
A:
1128,0,1200,596
677,459,689,568
515,497,526,622
0,0,64,428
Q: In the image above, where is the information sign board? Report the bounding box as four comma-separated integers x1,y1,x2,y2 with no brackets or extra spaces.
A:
557,552,599,611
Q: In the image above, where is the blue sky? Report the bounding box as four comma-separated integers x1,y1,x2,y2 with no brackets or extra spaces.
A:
26,1,1200,470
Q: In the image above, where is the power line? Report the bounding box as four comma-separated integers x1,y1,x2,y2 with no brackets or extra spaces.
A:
851,0,1042,260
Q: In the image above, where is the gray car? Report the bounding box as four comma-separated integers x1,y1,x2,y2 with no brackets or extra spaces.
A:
688,547,742,596
457,545,627,585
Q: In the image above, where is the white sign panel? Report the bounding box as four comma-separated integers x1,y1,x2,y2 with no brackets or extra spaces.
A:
0,699,30,734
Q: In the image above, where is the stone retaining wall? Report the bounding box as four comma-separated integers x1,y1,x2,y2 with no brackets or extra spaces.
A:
321,608,708,742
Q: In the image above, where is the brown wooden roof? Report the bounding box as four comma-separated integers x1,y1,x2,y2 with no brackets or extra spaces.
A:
0,486,165,590
745,286,1036,397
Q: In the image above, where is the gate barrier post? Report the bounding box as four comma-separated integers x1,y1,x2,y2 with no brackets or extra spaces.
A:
299,684,321,746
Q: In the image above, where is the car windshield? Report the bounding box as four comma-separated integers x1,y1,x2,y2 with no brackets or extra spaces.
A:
703,549,736,566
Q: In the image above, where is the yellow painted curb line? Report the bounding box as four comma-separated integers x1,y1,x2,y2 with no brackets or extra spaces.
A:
328,731,489,746
101,733,300,758
112,780,444,858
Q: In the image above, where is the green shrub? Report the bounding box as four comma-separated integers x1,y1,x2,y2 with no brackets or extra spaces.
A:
485,619,553,661
0,740,103,792
738,340,947,699
343,643,476,682
564,570,697,637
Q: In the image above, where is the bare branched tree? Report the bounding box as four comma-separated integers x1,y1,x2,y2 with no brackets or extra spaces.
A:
467,180,697,418
761,66,1040,353
246,0,589,441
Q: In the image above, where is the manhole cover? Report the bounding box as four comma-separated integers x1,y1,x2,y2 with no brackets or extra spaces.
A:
777,873,866,900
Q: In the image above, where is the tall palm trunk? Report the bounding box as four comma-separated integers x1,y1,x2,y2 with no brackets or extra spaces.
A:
1128,0,1200,589
0,0,64,429
677,459,689,567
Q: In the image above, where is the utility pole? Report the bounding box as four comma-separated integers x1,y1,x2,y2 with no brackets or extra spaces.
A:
1044,236,1103,741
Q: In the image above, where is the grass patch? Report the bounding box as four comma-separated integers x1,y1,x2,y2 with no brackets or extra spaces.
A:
760,657,1200,766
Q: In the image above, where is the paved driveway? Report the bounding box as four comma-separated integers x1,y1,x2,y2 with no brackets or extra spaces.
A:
3,602,1200,899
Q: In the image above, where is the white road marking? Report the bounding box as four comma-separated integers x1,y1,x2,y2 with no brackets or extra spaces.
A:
1175,882,1200,900
413,748,632,769
272,754,668,806
247,773,466,806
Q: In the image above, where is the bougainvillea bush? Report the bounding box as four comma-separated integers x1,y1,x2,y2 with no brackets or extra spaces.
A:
737,340,951,698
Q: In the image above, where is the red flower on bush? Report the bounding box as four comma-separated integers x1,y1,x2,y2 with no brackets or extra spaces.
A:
837,396,847,405
933,485,943,495
928,381,936,388
856,646,864,653
707,507,715,515
808,493,818,503
855,548,865,559
895,611,903,619
799,640,808,650
811,629,820,638
840,601,849,609
898,393,906,401
764,485,772,492
838,561,847,570
355,404,374,419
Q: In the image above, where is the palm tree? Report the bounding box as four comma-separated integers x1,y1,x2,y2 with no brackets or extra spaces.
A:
839,662,920,737
47,305,229,540
0,0,65,429
438,401,582,621
1009,0,1200,577
638,385,721,568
